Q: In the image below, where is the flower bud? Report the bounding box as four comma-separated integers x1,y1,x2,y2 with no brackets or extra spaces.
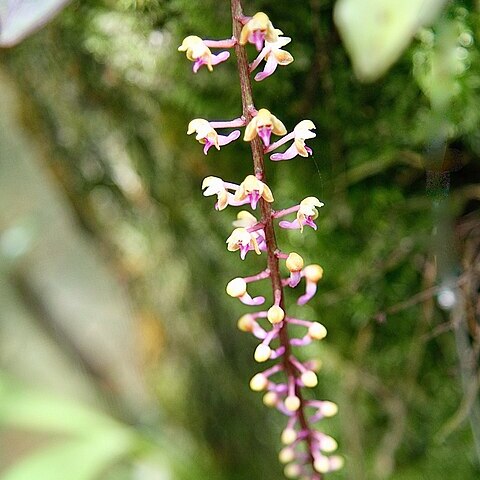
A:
314,455,344,473
284,395,301,412
301,370,318,388
249,373,268,391
308,359,323,371
286,252,304,272
262,391,278,407
226,277,247,297
267,305,285,324
281,427,297,445
329,455,345,471
304,264,323,282
254,344,271,362
278,447,295,464
237,314,254,332
284,463,301,478
313,456,330,474
320,435,338,453
308,322,327,340
320,401,338,417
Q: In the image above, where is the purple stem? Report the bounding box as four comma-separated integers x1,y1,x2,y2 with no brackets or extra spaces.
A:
272,204,301,219
209,117,246,129
203,38,237,49
264,131,295,153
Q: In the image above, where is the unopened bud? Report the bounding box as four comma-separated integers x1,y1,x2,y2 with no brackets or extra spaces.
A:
249,373,268,391
284,463,301,478
254,344,271,362
262,391,278,407
237,314,254,332
308,322,327,340
301,370,318,388
304,264,323,282
281,427,297,445
320,435,338,453
308,359,323,371
329,455,345,471
267,305,285,324
278,447,295,464
321,401,338,417
226,277,247,297
286,252,304,272
313,456,330,474
284,395,301,412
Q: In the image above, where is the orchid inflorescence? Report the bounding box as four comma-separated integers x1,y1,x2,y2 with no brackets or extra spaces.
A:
180,2,342,479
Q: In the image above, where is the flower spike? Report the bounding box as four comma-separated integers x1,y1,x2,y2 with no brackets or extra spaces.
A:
182,4,341,477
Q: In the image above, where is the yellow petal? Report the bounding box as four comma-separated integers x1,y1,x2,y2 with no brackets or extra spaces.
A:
261,183,274,202
217,191,229,211
243,117,258,141
294,138,309,157
274,50,294,65
271,115,287,136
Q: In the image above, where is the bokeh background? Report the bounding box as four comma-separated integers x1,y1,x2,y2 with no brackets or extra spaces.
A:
1,0,480,479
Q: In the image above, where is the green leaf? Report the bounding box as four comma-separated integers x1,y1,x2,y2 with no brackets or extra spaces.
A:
0,434,134,480
0,374,124,436
0,0,71,48
334,0,446,82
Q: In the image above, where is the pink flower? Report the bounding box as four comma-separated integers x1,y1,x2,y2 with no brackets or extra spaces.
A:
232,211,267,251
279,197,324,232
244,108,287,148
178,36,230,73
187,119,240,154
270,120,316,161
234,175,274,210
226,227,262,260
251,36,294,82
239,12,281,52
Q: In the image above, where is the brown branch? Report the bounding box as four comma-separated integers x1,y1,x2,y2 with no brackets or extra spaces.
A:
231,0,317,475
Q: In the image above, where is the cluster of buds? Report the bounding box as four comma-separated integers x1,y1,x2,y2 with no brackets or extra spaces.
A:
180,4,342,479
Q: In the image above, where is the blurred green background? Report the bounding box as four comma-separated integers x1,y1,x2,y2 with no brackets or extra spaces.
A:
1,0,479,479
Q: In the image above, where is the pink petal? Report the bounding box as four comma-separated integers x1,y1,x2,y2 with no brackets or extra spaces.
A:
258,127,272,147
297,280,318,306
240,293,266,306
249,190,261,209
254,55,278,81
289,271,302,288
203,139,216,155
279,219,301,230
211,51,230,66
218,130,241,146
192,58,204,73
270,143,298,161
304,217,317,230
250,30,266,51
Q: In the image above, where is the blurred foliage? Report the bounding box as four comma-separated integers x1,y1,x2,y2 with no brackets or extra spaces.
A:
0,0,479,479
